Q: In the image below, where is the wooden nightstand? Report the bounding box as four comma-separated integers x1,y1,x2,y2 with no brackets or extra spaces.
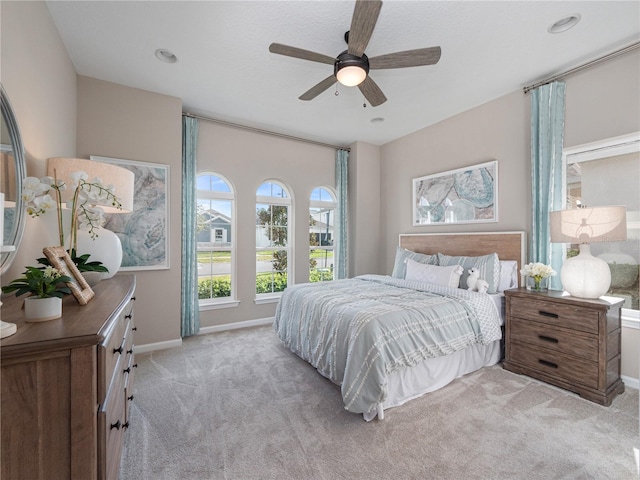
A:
503,288,624,406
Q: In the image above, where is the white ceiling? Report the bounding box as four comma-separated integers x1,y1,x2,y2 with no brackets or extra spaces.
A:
46,1,640,147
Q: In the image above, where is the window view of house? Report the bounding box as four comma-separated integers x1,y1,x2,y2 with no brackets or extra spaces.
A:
196,173,234,303
309,187,336,282
256,181,291,296
564,143,640,312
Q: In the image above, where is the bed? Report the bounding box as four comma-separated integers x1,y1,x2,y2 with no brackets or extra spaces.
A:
274,231,526,420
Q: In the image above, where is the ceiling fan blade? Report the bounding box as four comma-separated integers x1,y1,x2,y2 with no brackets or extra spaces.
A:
369,46,442,69
299,75,338,101
269,43,335,65
358,76,387,107
348,0,382,57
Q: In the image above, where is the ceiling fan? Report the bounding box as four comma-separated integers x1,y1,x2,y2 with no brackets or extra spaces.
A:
269,0,441,107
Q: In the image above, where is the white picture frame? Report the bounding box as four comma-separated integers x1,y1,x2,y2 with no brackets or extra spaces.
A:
90,155,170,270
412,160,498,226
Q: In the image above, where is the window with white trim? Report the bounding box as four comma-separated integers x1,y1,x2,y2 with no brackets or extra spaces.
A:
256,181,292,297
309,187,336,282
196,173,235,304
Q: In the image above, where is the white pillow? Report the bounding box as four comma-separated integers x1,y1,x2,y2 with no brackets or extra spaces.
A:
405,259,464,288
498,260,519,291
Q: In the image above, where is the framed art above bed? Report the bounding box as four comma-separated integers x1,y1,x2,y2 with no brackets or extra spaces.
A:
412,161,498,226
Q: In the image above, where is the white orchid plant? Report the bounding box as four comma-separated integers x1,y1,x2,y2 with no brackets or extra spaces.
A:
22,171,122,251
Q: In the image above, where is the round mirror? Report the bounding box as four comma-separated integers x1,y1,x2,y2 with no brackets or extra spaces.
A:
1,84,26,275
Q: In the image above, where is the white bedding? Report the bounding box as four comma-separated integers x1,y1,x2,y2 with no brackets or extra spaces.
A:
365,294,504,421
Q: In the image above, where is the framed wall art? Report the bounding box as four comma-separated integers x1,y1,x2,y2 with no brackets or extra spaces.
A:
90,155,170,270
412,160,498,226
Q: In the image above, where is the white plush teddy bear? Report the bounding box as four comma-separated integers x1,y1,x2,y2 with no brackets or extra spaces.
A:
466,268,489,294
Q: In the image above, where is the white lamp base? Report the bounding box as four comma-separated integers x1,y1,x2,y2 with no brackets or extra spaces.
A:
77,228,122,279
561,244,611,299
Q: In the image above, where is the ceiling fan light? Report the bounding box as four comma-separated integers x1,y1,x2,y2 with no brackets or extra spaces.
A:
336,65,367,86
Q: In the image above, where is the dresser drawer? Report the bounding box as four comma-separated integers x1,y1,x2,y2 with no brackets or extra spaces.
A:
98,300,134,403
510,317,598,362
509,296,599,334
98,360,126,480
509,342,599,390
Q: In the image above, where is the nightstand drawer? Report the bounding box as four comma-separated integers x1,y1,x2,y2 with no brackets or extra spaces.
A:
509,342,599,389
509,296,599,334
510,318,598,362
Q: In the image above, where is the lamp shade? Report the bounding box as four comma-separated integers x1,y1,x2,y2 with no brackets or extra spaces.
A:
47,157,134,213
550,206,627,244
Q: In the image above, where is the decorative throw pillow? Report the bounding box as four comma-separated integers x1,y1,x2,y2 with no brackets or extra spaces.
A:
437,252,501,294
405,259,464,288
391,246,438,279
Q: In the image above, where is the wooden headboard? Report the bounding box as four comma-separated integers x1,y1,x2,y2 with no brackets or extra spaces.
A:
399,231,527,287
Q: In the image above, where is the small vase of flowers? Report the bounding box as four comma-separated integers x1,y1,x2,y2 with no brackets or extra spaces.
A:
1,265,73,321
521,262,557,292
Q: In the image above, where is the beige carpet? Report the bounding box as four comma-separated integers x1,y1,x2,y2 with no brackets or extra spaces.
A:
119,326,639,480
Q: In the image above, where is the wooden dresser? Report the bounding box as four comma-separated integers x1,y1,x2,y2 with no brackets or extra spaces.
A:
1,274,137,480
503,288,624,406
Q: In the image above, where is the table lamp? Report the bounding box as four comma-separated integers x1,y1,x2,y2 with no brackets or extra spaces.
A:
550,205,627,299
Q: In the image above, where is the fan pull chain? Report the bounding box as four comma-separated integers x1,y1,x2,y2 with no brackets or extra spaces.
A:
335,84,339,96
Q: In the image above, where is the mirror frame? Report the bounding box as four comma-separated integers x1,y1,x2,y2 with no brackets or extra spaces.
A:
1,84,26,275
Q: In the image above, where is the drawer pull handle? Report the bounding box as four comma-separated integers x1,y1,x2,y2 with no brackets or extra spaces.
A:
538,335,558,344
128,394,135,401
538,359,558,369
123,421,129,430
110,420,121,430
127,349,133,354
113,346,123,355
125,314,132,320
131,296,136,301
132,327,138,332
123,367,131,374
133,363,138,369
539,310,559,319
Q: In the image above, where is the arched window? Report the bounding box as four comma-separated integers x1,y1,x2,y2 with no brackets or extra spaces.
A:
309,187,337,282
256,180,292,297
196,173,235,306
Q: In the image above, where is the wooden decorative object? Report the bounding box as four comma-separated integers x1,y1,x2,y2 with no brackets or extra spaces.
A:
42,246,95,305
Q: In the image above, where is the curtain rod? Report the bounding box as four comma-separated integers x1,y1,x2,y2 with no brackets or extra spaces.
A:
523,41,640,94
183,113,351,152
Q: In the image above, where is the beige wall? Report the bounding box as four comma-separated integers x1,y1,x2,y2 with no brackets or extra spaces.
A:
196,121,336,328
379,89,530,273
1,0,77,282
348,141,382,276
76,76,183,346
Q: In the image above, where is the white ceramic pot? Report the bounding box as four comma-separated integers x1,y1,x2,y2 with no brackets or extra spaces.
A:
24,296,62,322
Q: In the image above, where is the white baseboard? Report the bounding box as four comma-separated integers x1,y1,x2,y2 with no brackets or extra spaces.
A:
133,318,274,354
197,317,274,335
622,374,640,390
134,338,182,354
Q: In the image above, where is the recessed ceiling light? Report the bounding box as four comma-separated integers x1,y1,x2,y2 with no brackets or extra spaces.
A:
371,117,385,124
155,48,177,63
548,14,581,34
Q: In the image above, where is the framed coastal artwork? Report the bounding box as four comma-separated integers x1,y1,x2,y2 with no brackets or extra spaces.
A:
90,155,170,270
412,161,498,226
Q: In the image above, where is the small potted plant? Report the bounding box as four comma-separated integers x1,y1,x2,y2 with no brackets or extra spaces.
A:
1,265,72,321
